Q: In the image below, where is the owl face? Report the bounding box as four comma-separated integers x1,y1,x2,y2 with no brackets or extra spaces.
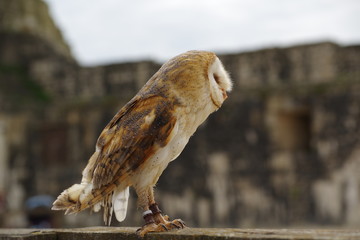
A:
207,56,232,109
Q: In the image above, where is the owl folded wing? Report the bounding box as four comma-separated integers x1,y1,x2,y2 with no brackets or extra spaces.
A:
85,94,178,190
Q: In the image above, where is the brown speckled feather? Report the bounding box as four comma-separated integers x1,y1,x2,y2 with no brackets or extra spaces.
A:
90,94,178,189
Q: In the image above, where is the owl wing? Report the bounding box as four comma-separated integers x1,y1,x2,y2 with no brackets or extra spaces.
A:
86,94,178,189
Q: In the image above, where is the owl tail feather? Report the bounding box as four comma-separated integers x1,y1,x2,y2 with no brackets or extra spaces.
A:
51,183,89,213
52,177,128,225
90,187,129,225
113,187,130,222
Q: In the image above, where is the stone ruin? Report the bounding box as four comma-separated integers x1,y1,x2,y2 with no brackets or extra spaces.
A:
0,0,360,229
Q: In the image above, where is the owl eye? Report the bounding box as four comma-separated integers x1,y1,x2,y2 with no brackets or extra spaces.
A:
213,73,220,84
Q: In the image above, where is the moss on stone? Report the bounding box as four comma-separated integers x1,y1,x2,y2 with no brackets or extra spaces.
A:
0,63,51,107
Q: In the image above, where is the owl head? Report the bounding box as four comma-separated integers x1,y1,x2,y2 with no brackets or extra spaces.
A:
147,50,232,111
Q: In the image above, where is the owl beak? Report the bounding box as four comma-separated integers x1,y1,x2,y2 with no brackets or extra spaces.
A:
222,89,228,100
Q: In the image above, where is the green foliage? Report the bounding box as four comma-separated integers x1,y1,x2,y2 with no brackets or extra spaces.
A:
0,64,51,109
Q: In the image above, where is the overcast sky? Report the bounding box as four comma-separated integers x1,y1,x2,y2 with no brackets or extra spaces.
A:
44,0,360,66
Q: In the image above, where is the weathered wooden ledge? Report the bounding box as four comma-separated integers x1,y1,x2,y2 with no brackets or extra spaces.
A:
1,227,360,240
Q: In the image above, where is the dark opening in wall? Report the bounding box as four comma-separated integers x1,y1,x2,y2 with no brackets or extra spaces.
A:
267,96,311,152
275,110,311,151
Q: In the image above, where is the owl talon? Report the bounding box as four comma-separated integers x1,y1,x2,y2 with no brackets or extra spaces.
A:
136,219,186,236
135,221,176,237
174,219,186,228
177,219,186,227
135,227,142,235
161,218,186,231
171,222,181,229
160,223,169,231
149,204,186,231
136,223,158,237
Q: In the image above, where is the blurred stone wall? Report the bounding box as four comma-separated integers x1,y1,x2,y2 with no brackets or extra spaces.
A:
0,0,360,229
0,0,73,60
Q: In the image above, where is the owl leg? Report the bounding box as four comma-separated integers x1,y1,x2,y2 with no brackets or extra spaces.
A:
135,187,185,237
149,202,186,229
135,187,161,236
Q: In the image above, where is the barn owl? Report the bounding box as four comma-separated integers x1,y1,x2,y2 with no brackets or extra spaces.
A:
52,50,232,236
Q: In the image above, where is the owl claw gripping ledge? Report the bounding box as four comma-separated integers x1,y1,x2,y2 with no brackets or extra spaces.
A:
52,50,232,236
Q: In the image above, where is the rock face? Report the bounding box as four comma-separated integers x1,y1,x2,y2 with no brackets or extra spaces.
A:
1,0,360,229
0,0,73,60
